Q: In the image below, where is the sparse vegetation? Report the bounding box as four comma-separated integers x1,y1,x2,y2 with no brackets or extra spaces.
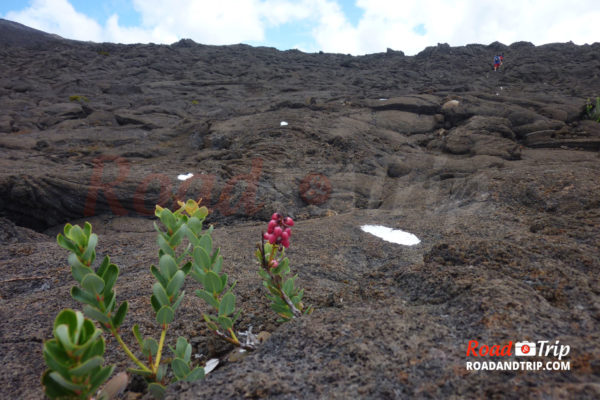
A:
69,95,89,103
256,213,313,321
43,200,312,399
585,97,600,122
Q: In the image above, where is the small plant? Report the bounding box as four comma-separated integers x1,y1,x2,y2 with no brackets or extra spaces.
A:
46,200,210,398
188,219,250,349
97,50,110,56
191,100,199,105
69,95,89,103
41,310,113,399
256,213,313,321
585,97,600,122
43,200,314,398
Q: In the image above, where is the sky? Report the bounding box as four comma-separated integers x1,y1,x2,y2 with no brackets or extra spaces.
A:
1,0,599,55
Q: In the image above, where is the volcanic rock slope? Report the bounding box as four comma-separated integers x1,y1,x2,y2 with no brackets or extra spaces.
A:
1,19,600,399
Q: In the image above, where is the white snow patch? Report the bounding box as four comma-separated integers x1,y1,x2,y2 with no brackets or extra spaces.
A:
280,121,288,126
177,173,193,181
379,98,388,101
361,225,420,246
204,358,219,375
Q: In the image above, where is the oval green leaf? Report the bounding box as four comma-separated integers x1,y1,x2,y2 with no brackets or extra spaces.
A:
148,382,166,399
171,358,190,380
186,367,205,382
142,338,158,357
112,301,128,328
204,271,222,294
83,305,111,325
152,282,170,308
195,289,219,309
82,274,105,294
69,356,104,376
166,270,185,297
48,371,86,392
217,316,233,330
218,292,235,317
158,254,178,279
156,306,174,325
199,234,212,254
193,247,211,271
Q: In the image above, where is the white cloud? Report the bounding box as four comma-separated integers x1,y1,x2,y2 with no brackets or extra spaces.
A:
310,0,358,54
104,14,168,44
130,0,265,44
5,0,104,42
4,0,310,45
257,0,313,25
316,0,600,55
4,0,600,54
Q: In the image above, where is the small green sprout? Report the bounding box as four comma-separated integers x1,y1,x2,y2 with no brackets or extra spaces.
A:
69,95,89,103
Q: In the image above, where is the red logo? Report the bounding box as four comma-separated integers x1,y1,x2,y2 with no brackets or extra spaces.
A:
298,173,331,205
466,340,513,357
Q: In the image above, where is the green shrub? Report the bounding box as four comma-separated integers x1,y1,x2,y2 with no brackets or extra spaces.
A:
43,199,313,398
585,97,600,122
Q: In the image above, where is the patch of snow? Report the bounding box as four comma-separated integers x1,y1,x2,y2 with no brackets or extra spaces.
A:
361,225,420,246
379,98,388,101
280,121,288,126
177,173,193,181
204,358,219,375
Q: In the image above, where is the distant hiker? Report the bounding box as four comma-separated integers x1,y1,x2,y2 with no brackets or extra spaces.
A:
493,55,501,71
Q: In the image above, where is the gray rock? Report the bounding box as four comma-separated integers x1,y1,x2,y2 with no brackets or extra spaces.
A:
1,18,600,400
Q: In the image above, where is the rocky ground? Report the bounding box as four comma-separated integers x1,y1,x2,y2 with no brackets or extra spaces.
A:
1,19,599,399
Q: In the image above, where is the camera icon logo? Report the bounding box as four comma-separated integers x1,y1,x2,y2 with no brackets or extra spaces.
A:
515,341,536,356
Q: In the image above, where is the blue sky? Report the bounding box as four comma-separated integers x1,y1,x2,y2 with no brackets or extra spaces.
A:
2,1,599,55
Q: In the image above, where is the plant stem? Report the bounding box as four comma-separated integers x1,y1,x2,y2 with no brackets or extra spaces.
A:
228,328,239,343
112,329,151,373
154,326,167,373
260,238,301,318
277,283,302,318
212,329,256,351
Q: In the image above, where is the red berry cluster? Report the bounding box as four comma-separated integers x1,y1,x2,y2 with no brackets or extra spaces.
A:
263,213,294,248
